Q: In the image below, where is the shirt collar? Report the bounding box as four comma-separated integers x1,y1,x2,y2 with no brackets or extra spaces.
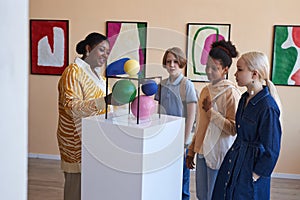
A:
245,86,270,106
74,57,108,93
166,74,184,86
74,57,89,69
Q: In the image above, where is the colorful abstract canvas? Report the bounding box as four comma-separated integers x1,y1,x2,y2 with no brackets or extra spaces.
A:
30,19,69,75
186,23,231,82
106,21,147,78
271,25,300,86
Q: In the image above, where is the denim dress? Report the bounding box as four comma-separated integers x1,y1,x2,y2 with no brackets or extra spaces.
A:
212,86,282,200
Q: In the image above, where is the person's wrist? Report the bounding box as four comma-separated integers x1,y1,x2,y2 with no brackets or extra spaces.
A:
206,107,212,112
95,98,105,110
252,172,260,182
252,176,258,182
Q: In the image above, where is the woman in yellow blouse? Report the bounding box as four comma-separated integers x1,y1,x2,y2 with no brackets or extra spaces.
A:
57,32,111,200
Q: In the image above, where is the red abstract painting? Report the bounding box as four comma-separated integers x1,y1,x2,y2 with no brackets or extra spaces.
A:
30,20,69,75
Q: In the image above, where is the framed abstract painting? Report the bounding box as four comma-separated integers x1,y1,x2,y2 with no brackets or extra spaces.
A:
186,23,231,82
30,19,69,75
271,25,300,86
106,21,147,78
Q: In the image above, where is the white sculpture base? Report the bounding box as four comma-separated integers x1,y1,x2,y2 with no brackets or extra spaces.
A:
82,114,185,200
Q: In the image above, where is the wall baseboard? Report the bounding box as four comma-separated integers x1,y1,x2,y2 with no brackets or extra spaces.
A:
28,153,60,160
272,172,300,180
28,153,300,180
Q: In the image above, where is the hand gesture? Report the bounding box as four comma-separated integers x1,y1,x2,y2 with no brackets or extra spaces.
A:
186,155,195,169
202,96,212,112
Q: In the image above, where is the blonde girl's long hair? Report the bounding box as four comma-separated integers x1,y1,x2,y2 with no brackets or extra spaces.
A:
240,52,282,111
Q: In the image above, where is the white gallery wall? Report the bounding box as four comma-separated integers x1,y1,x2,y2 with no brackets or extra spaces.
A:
0,0,29,200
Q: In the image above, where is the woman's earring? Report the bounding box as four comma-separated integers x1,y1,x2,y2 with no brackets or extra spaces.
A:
86,51,89,57
250,80,255,96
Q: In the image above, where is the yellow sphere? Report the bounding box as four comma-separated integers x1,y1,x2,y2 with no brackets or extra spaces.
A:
124,59,140,76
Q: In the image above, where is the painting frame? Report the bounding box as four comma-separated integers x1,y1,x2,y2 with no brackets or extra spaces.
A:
271,25,300,86
186,23,231,82
106,21,147,78
30,19,69,75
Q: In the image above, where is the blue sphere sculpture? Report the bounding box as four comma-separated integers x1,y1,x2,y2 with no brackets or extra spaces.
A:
141,80,158,96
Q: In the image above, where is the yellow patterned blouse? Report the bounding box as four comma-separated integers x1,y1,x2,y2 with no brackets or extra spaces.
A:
57,57,110,173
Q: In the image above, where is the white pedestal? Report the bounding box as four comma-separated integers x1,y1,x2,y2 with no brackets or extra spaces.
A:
82,114,185,200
